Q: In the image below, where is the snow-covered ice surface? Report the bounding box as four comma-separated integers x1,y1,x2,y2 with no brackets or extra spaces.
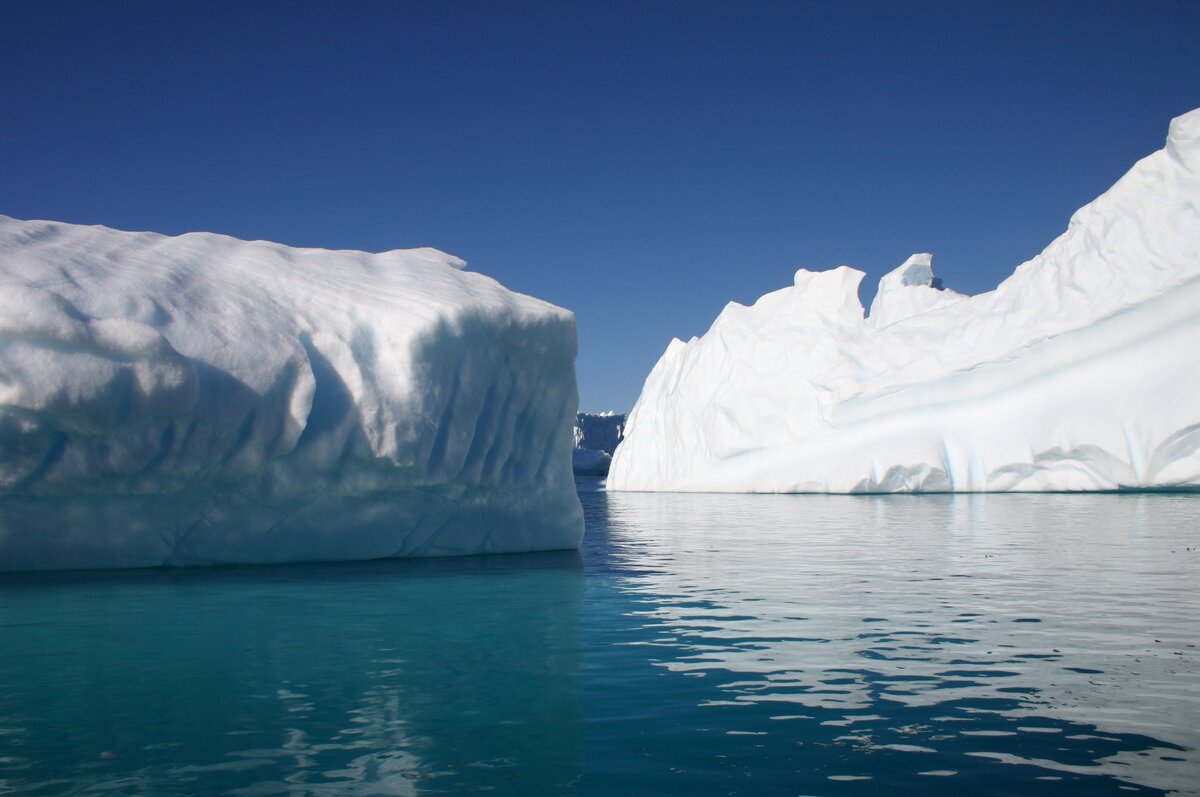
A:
609,109,1200,493
0,217,582,570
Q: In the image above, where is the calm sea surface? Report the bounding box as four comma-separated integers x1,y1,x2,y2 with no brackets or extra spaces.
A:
0,491,1197,795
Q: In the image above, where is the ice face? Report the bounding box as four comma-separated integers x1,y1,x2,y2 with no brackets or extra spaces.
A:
572,446,613,477
573,411,625,456
0,218,583,570
866,253,967,329
609,108,1200,493
571,411,625,477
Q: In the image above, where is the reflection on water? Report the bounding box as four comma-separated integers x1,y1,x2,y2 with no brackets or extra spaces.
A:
0,493,1197,795
583,492,1199,795
0,554,584,795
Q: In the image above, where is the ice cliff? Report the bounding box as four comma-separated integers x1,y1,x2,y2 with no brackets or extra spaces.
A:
572,411,626,477
0,217,583,570
609,108,1200,493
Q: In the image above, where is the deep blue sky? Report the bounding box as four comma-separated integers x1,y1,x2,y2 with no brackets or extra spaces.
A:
2,2,1198,412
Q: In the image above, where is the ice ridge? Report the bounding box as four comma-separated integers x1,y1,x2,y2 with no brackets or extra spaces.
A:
609,108,1200,493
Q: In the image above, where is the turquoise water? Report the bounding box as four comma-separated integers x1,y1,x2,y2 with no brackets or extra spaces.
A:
1,492,1197,795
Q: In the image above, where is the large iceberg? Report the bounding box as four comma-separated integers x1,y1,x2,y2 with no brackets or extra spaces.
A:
609,109,1200,493
0,217,582,570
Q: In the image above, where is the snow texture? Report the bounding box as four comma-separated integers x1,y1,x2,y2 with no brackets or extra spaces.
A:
572,411,625,477
609,108,1200,493
0,217,582,570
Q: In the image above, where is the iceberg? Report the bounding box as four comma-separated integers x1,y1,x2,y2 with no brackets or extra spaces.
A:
609,109,1200,493
572,446,613,478
574,411,626,457
0,217,583,570
572,411,626,477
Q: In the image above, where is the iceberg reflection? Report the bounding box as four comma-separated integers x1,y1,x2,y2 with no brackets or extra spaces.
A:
0,553,584,795
592,491,1199,794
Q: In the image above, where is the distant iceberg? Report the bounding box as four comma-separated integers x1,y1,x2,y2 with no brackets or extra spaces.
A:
572,411,626,477
0,217,582,570
609,109,1200,493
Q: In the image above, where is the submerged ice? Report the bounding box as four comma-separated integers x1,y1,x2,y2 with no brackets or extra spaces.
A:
0,218,582,570
609,109,1200,493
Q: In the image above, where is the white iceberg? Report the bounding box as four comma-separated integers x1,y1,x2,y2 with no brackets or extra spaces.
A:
609,108,1200,493
0,217,582,570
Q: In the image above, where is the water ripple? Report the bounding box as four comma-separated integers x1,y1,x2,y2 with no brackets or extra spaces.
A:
585,491,1200,795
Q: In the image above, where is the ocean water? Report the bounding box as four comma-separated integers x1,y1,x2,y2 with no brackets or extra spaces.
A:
0,491,1197,796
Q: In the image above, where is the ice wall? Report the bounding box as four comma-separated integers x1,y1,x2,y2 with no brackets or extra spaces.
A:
572,411,625,477
0,217,583,570
573,411,626,456
609,108,1200,493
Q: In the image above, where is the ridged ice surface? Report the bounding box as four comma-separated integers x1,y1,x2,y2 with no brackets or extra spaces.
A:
0,217,582,570
609,109,1200,493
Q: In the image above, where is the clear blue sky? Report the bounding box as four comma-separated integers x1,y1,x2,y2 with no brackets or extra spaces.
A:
2,1,1197,412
